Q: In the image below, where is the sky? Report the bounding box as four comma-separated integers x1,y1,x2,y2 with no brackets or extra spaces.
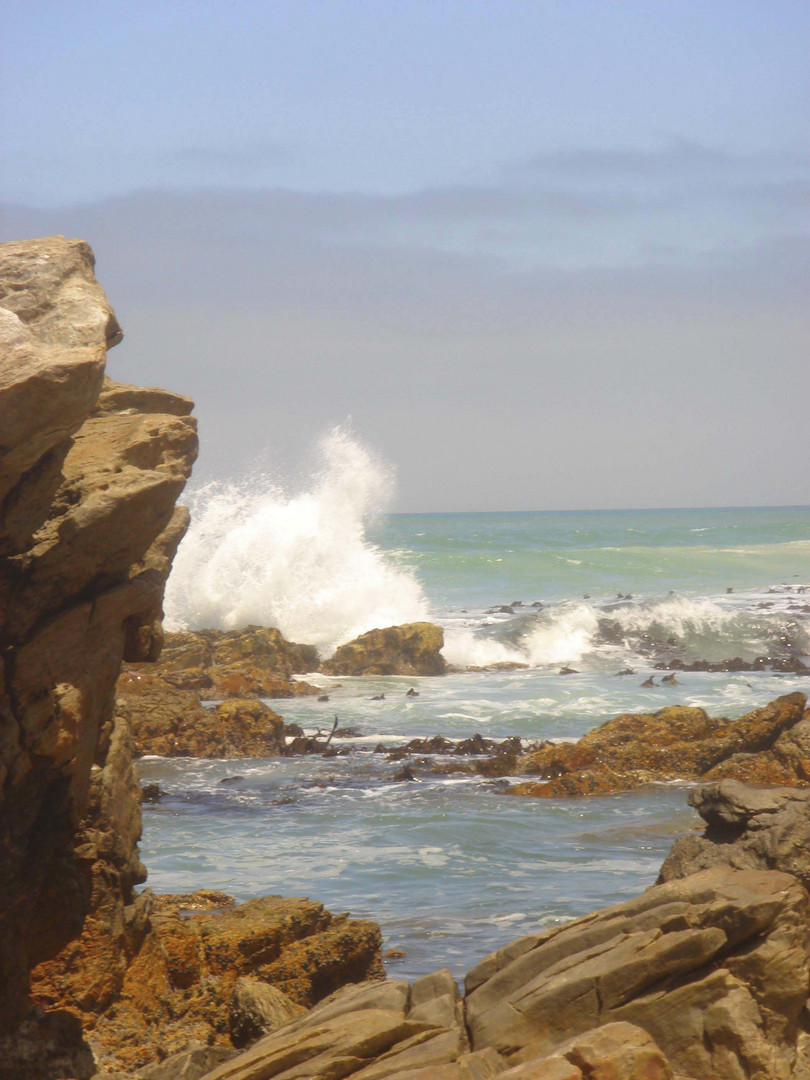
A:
2,0,808,511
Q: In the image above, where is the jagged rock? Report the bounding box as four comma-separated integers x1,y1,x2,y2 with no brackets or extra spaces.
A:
115,672,286,758
659,779,810,891
0,236,197,1043
511,693,808,797
32,892,383,1074
320,622,447,676
465,867,810,1079
127,625,320,699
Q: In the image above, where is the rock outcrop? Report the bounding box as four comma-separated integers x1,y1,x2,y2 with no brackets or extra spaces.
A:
465,866,810,1079
320,622,447,677
190,971,475,1080
32,891,384,1075
129,626,320,699
511,692,808,797
115,672,286,758
659,779,810,891
0,236,198,1041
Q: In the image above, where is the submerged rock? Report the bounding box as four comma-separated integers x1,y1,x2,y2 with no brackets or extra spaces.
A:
511,692,808,797
320,622,447,676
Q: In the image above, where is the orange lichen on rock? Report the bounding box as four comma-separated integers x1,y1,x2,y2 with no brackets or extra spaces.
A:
511,693,808,797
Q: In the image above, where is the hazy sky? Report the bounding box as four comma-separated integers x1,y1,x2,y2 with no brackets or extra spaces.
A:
2,1,808,511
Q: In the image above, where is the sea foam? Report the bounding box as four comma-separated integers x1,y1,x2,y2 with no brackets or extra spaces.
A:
164,428,429,655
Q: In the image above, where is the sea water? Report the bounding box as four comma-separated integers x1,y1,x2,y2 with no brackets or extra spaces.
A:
142,430,810,980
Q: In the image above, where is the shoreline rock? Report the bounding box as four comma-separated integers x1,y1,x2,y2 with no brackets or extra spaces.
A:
125,625,320,700
0,236,197,1039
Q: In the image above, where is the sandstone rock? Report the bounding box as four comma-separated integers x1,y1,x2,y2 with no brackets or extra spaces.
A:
390,1048,507,1079
320,622,447,676
0,236,197,1041
196,972,470,1080
465,867,810,1079
659,779,810,891
0,237,117,532
136,1045,239,1080
115,672,286,758
512,693,807,797
496,1021,676,1079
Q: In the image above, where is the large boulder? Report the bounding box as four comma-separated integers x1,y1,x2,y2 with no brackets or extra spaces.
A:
464,867,810,1079
0,236,197,1042
320,622,447,676
511,693,808,797
659,779,810,891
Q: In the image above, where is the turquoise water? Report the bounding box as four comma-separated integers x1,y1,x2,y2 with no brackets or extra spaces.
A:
141,504,810,980
374,505,810,607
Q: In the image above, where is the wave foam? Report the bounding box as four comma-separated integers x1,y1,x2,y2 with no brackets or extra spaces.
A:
164,428,429,655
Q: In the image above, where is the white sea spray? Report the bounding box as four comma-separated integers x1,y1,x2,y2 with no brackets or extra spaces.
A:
164,427,429,655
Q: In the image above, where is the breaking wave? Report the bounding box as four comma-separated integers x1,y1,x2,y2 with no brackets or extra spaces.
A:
443,594,810,671
164,428,429,655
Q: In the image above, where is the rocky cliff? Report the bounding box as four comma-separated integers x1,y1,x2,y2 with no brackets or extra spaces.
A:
0,236,198,1042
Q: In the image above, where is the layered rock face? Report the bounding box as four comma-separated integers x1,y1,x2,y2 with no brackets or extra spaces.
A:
185,865,810,1079
0,236,198,1031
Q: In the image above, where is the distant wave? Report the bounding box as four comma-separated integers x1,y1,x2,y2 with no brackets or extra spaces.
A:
164,427,429,655
443,593,810,671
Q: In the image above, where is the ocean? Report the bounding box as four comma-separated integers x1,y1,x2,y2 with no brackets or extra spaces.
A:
140,432,810,981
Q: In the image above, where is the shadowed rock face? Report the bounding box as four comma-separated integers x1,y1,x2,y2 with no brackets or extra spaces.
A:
0,236,198,1031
